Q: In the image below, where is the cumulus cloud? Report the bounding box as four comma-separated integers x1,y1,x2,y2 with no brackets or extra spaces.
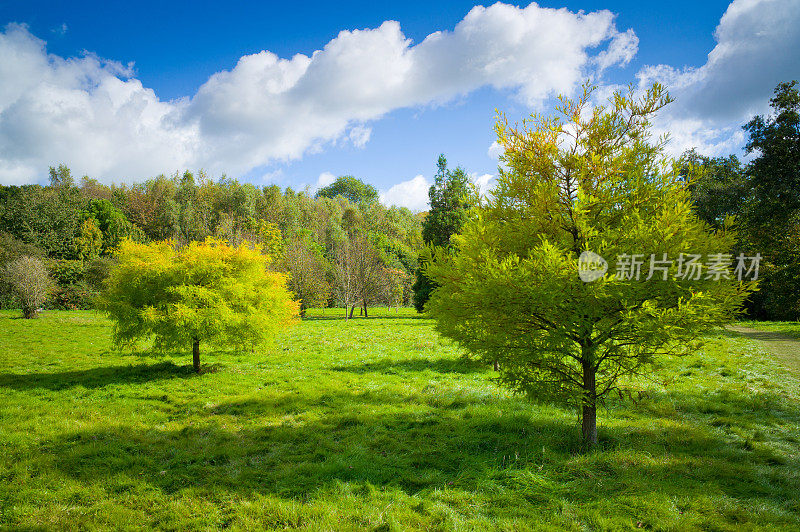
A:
0,3,637,183
380,175,430,211
380,171,497,211
487,141,503,160
471,172,496,196
0,24,197,183
638,0,800,156
312,171,336,191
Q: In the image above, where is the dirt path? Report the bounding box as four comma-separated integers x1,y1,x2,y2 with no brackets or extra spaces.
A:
727,325,800,374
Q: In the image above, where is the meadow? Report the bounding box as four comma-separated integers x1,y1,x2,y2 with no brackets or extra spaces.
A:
0,308,798,531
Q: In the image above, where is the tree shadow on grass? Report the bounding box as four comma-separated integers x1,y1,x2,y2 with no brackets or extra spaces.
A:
0,361,196,391
719,328,800,342
331,356,488,375
302,315,427,322
26,386,800,526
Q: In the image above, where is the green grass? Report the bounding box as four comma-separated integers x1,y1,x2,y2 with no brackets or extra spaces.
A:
738,320,800,338
0,309,798,531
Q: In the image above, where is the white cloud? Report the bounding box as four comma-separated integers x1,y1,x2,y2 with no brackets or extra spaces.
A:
347,125,371,148
637,0,800,156
313,171,336,191
487,141,503,160
380,174,430,211
0,3,637,184
0,24,197,183
470,172,496,196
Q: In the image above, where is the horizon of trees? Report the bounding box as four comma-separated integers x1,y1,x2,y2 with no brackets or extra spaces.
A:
0,171,425,316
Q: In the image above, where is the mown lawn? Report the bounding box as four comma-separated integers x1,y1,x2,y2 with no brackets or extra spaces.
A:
0,309,798,531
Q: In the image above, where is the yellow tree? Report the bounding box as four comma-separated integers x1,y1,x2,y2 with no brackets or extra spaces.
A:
427,84,753,446
98,238,298,372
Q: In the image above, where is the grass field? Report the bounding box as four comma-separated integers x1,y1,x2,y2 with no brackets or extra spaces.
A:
0,308,799,531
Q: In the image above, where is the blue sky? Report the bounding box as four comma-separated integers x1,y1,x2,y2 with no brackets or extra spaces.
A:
0,0,797,209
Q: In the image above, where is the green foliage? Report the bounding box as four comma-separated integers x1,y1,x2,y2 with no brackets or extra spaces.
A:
0,310,798,529
0,184,83,258
0,232,44,309
740,81,800,320
98,238,298,370
315,175,379,204
427,83,753,445
48,260,94,310
2,256,52,318
412,247,436,313
81,199,137,254
283,237,331,316
681,149,749,229
413,155,479,312
744,80,800,233
0,165,421,315
74,218,103,261
422,155,478,248
48,163,74,188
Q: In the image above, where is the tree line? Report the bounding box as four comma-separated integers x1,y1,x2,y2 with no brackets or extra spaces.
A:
682,80,800,320
0,168,430,317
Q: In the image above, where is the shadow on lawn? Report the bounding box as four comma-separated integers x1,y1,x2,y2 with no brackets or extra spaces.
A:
302,315,426,322
0,361,195,391
722,328,800,343
37,387,800,516
331,356,488,375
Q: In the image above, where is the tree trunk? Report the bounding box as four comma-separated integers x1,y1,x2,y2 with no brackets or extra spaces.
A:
363,302,368,318
349,305,355,319
493,360,500,371
192,338,201,373
22,306,37,319
581,357,598,447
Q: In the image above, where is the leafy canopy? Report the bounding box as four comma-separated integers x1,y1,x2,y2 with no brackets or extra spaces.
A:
315,176,379,204
99,238,298,355
413,155,478,312
427,83,752,444
740,80,800,319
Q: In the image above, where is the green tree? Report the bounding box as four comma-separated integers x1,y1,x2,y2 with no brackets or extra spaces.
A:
680,149,749,230
426,84,752,446
73,218,103,261
82,199,138,254
48,164,74,188
315,176,379,204
744,81,800,233
98,238,298,372
0,182,83,258
740,81,800,319
413,155,478,312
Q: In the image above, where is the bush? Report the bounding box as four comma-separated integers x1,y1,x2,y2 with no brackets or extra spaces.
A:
47,283,94,310
46,259,95,310
3,256,53,318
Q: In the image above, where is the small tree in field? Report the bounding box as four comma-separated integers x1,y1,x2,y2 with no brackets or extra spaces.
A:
426,83,752,446
4,256,53,318
98,238,298,372
283,237,331,317
333,234,383,319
